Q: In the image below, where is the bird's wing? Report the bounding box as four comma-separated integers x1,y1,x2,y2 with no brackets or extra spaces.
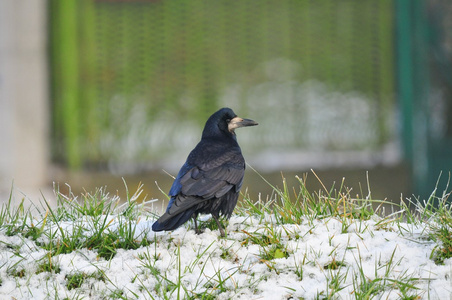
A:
181,148,244,198
163,149,245,217
180,162,243,198
168,162,193,197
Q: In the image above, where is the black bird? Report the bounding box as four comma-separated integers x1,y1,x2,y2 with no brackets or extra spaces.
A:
152,108,258,237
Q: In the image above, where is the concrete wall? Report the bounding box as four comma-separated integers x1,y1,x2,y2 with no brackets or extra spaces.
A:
0,0,50,204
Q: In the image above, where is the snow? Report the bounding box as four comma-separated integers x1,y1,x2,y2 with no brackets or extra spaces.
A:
1,213,451,299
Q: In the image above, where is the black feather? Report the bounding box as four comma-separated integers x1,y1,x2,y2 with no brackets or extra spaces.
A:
152,108,257,236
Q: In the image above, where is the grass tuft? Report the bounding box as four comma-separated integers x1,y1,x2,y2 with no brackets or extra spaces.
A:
0,171,450,299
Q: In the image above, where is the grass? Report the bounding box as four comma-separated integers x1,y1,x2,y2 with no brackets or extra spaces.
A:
65,271,106,290
0,171,451,299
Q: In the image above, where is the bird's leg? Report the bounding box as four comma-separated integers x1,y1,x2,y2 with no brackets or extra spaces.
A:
193,215,201,234
212,214,226,237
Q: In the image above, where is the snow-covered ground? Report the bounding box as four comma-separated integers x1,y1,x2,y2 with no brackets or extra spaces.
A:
1,212,451,299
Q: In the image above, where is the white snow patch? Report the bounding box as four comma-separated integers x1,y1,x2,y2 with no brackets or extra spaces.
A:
0,214,451,299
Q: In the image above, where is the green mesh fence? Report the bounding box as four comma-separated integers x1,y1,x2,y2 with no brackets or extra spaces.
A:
50,0,395,171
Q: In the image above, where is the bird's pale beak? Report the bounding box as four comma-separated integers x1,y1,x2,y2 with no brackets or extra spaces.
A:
228,116,258,132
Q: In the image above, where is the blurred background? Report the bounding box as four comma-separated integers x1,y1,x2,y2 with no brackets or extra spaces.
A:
0,0,451,206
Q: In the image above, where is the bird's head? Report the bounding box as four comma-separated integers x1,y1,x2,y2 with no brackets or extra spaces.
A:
202,108,258,139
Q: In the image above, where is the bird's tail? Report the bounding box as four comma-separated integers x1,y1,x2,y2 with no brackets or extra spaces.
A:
152,209,196,232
